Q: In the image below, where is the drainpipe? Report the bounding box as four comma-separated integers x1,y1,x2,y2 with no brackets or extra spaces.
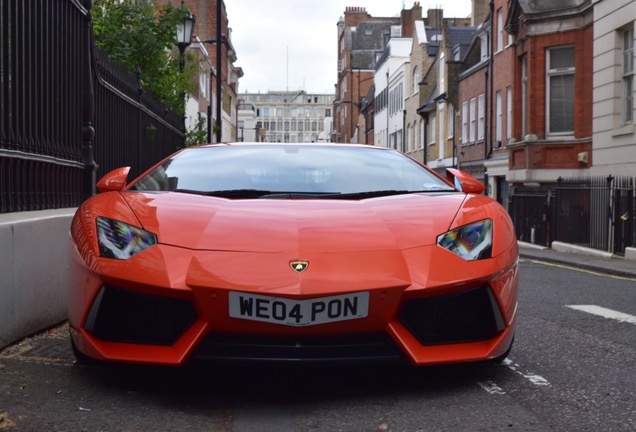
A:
402,109,406,152
484,69,489,160
487,0,494,160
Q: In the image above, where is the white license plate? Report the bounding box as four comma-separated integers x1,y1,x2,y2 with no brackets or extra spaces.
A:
228,291,369,326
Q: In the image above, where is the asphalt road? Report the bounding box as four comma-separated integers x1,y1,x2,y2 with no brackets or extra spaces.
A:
1,258,634,431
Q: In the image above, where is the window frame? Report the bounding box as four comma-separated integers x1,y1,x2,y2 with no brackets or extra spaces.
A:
622,26,634,125
546,45,576,136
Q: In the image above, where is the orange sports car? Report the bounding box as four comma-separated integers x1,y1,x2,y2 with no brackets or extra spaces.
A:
68,143,518,366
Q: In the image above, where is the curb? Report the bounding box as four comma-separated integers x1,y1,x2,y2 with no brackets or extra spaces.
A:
518,244,636,280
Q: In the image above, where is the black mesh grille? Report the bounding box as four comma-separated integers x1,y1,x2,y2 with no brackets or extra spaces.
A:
398,286,505,345
191,333,404,362
86,285,197,345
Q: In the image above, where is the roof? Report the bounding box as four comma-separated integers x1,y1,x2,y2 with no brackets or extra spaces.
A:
447,26,478,61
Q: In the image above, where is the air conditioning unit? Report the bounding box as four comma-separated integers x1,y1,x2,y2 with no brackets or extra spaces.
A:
577,151,589,164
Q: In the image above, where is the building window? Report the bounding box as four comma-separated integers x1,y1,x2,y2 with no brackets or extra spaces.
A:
429,112,436,144
478,94,485,141
496,90,502,143
439,52,445,93
547,46,575,135
507,86,513,140
439,103,445,156
469,97,476,143
522,56,527,137
448,104,454,139
480,33,489,62
623,26,634,124
461,101,468,145
497,8,504,52
199,67,209,100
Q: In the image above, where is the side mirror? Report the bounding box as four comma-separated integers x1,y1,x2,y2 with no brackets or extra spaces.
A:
97,167,131,192
446,167,486,194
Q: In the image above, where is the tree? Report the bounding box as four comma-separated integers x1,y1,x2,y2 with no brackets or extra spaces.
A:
92,0,198,116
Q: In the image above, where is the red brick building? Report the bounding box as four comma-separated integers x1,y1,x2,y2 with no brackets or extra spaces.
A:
506,0,593,183
458,0,593,208
334,7,401,143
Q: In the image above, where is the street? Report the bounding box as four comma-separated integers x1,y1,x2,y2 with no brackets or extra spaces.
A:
1,258,635,431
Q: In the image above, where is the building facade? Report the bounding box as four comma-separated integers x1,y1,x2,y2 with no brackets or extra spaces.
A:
334,7,401,143
238,91,335,143
592,0,636,177
505,0,594,186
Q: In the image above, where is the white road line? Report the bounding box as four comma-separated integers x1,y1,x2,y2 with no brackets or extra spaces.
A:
524,259,636,281
502,359,550,386
477,381,506,395
566,305,636,325
477,359,550,395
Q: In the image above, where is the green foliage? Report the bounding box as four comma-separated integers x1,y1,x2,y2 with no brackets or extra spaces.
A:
92,0,198,116
185,116,209,147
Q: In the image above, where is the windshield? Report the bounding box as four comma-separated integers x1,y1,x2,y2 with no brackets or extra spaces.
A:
130,145,455,198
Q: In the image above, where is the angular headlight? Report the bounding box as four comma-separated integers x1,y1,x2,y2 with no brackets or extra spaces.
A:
437,219,493,261
96,217,157,259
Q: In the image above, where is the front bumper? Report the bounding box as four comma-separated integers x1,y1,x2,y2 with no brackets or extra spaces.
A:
68,242,518,366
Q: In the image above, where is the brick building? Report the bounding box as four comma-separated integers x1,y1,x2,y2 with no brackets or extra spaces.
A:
457,0,593,207
157,0,242,142
334,7,401,143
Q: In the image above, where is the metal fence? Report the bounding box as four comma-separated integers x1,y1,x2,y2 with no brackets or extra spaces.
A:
92,48,184,183
0,0,184,214
510,176,636,255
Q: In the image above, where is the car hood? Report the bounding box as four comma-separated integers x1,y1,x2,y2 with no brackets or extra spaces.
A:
121,191,465,252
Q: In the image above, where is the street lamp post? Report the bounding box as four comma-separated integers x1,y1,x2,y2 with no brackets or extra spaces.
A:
175,9,195,71
175,8,194,129
175,3,224,143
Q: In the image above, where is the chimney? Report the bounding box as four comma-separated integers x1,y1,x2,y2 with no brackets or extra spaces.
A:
401,2,422,37
344,6,371,26
472,0,490,26
427,8,444,30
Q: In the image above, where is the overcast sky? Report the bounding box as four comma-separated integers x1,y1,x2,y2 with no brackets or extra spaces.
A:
226,1,472,95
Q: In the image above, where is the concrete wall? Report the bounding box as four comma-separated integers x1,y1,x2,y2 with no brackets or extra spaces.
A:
0,209,76,349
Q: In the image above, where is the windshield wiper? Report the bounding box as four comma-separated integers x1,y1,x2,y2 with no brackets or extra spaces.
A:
174,188,274,198
172,188,450,200
315,190,416,199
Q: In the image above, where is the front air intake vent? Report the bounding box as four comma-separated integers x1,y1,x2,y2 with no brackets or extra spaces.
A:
398,286,505,345
85,285,197,346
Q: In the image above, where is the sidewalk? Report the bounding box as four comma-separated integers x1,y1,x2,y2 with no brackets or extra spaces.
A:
518,241,636,279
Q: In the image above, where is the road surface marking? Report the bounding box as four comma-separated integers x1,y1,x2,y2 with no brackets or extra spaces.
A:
477,359,550,395
477,381,506,395
566,305,636,325
503,359,550,386
523,259,636,281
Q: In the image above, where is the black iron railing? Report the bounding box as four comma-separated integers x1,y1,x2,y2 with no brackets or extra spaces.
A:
1,0,87,212
0,0,185,214
510,176,636,255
